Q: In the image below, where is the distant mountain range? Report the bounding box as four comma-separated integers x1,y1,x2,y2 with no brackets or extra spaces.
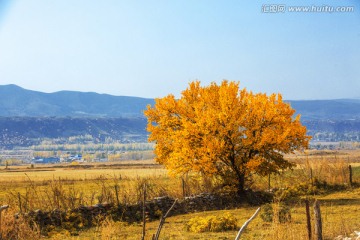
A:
0,84,359,148
287,99,360,120
1,84,360,120
0,84,154,117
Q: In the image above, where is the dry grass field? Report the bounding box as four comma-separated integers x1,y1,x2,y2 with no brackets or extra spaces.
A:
43,188,360,240
0,150,359,239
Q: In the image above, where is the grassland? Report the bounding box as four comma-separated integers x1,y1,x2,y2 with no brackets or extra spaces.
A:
41,188,360,240
0,150,360,239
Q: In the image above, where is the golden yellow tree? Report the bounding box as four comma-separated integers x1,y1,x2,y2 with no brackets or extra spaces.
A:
145,80,310,195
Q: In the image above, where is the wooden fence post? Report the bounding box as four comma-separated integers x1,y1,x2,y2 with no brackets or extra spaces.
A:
18,192,22,214
314,200,323,240
141,183,147,240
114,185,120,207
305,200,312,240
349,165,353,186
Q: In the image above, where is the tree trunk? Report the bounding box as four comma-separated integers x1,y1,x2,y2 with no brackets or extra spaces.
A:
237,174,246,196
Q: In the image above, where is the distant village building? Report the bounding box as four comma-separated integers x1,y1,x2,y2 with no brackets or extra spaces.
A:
68,154,83,162
32,157,60,164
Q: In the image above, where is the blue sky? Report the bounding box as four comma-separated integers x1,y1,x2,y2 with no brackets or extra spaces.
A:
0,0,359,99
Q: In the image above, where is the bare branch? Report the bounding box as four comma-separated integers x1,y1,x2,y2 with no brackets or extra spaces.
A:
152,199,178,240
235,207,261,240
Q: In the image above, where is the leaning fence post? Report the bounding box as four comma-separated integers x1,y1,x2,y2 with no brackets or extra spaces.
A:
314,200,323,240
349,165,353,186
141,183,147,240
0,205,9,240
305,200,312,240
152,199,178,240
114,185,120,207
235,207,261,240
18,192,22,214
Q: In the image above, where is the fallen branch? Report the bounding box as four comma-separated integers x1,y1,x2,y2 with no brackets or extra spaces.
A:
235,207,261,240
152,199,178,240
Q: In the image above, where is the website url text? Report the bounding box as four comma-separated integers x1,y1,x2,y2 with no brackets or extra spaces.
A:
261,5,355,13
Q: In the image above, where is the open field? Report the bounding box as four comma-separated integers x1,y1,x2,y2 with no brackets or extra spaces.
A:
0,161,165,184
0,150,360,239
19,187,360,240
0,166,175,212
50,192,360,240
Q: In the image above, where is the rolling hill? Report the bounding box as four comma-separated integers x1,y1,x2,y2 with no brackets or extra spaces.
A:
1,84,359,120
287,99,360,120
0,84,154,117
0,84,359,148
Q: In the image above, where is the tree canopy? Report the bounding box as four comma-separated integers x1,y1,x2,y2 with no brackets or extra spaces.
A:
145,80,311,194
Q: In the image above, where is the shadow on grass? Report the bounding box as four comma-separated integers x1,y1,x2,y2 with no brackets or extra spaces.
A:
319,198,360,206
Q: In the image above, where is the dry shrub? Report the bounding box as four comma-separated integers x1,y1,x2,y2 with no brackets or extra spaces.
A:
7,178,86,212
301,157,350,185
97,217,126,240
181,173,225,197
0,207,40,240
267,221,308,240
4,170,183,216
132,176,171,203
186,212,238,233
260,203,291,224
